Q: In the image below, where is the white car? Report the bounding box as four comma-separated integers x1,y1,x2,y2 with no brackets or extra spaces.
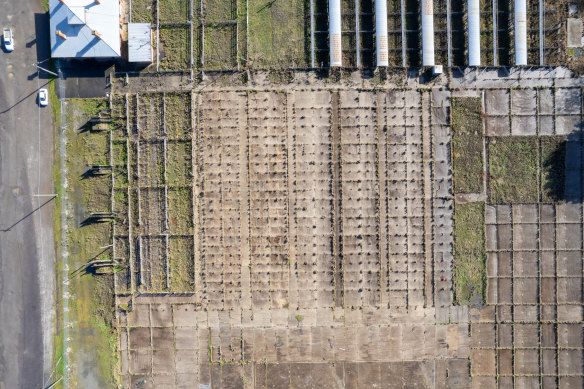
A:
3,28,13,52
38,89,48,107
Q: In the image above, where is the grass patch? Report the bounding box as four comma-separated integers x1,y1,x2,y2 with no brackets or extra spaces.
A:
131,0,155,23
110,95,127,140
489,137,539,203
169,237,195,292
168,188,193,234
453,202,486,305
112,141,129,188
114,189,130,235
451,97,484,193
167,141,192,186
204,0,236,21
165,92,191,138
541,136,566,202
159,26,191,71
159,0,189,23
248,0,307,67
204,25,237,69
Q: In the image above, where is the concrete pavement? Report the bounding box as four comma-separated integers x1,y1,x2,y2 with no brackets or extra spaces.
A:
0,3,55,389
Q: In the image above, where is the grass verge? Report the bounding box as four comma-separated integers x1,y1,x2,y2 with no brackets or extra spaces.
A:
489,136,539,203
453,202,486,305
451,97,484,194
55,98,118,388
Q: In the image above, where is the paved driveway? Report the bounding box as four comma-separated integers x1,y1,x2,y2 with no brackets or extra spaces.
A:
0,5,55,389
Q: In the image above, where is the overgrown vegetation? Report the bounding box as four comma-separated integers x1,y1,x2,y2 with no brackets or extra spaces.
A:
248,0,307,67
451,97,484,193
167,142,192,186
159,26,191,71
204,25,238,69
453,202,486,305
159,0,189,23
169,237,195,292
165,92,191,138
131,0,155,23
489,137,539,203
205,0,237,20
168,188,193,234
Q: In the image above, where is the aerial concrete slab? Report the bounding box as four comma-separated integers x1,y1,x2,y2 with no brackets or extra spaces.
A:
538,115,555,135
567,18,583,47
486,116,510,136
555,88,582,114
555,115,582,135
511,89,537,115
511,115,537,135
485,90,510,115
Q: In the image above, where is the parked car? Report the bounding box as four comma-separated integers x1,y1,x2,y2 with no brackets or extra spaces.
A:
3,28,13,52
38,89,48,107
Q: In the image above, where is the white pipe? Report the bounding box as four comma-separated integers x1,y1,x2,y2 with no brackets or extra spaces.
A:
468,0,480,66
329,0,342,67
375,0,389,67
514,0,527,65
422,0,435,66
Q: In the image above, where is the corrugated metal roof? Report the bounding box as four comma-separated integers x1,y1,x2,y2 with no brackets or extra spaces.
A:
50,0,121,58
128,23,152,63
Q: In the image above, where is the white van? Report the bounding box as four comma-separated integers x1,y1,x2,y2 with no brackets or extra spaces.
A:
3,28,14,52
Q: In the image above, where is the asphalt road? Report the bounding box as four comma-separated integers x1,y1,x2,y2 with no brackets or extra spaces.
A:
0,2,55,389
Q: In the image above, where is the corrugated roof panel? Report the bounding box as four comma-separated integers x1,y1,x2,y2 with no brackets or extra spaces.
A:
67,7,85,25
128,23,152,63
49,0,121,58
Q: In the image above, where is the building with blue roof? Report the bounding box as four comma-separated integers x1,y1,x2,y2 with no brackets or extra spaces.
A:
49,0,121,58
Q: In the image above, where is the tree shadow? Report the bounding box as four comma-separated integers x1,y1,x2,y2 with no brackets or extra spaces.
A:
80,213,116,227
542,139,566,202
81,165,112,179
